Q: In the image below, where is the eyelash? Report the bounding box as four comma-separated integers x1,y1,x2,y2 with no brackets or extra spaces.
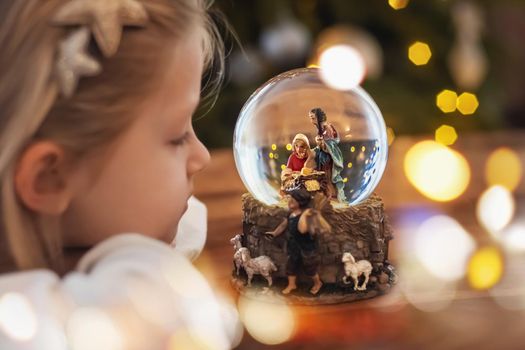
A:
170,132,190,146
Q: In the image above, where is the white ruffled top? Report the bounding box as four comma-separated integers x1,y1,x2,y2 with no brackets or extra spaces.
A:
0,197,240,350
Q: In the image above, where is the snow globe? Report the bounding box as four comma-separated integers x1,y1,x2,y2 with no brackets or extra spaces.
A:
230,68,397,304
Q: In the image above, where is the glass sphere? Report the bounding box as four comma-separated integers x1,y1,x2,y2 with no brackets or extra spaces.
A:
233,68,388,206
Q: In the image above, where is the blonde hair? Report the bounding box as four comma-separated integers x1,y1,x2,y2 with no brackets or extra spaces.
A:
0,0,226,273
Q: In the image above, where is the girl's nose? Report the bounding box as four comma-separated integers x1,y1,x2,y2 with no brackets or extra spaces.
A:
188,137,211,176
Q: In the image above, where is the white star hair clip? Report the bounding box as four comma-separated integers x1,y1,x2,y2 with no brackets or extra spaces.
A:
52,0,149,97
55,27,101,97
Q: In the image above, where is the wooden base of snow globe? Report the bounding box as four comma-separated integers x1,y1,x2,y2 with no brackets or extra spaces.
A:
230,192,398,305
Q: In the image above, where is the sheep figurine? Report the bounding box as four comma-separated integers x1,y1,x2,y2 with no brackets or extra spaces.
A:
238,247,277,287
230,234,243,275
341,252,373,291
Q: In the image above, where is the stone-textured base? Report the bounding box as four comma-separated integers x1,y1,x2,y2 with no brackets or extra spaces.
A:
232,192,397,304
231,276,390,305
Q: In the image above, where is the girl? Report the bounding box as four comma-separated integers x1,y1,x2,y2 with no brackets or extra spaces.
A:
0,0,239,349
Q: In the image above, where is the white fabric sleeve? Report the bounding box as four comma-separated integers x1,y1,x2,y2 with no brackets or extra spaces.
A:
0,234,241,350
173,196,207,261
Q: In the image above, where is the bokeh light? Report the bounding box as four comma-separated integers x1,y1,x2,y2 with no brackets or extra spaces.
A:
310,25,384,79
414,215,476,281
0,292,38,341
66,307,123,350
435,125,458,146
408,41,432,66
456,92,479,115
436,89,458,113
168,328,215,350
404,141,471,201
238,297,295,345
160,258,236,350
387,127,395,145
467,246,504,290
400,261,458,312
488,255,525,310
485,147,522,192
319,44,366,90
502,222,525,253
388,0,409,10
396,208,460,312
476,185,515,234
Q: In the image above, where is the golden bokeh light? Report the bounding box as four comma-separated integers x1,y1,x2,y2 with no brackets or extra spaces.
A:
476,185,515,234
435,125,458,146
456,92,479,115
286,143,293,151
0,292,38,341
351,146,356,152
238,297,296,345
269,152,274,159
387,127,395,145
271,144,277,151
281,164,286,170
485,147,522,192
168,329,216,350
408,41,432,66
343,177,348,183
436,89,458,113
388,0,410,10
347,162,353,168
404,141,470,201
467,246,504,290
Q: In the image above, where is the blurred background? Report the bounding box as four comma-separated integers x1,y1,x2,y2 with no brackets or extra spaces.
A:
190,0,525,349
196,0,525,148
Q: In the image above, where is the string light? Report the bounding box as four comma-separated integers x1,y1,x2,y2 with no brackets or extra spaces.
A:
436,90,458,113
388,0,409,10
404,141,470,201
485,147,522,191
435,125,458,146
408,41,432,66
319,44,365,90
414,215,476,281
467,246,503,290
0,293,38,341
238,297,296,345
476,185,515,234
456,92,479,115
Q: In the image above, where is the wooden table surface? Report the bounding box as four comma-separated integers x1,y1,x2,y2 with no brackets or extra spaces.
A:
193,131,525,350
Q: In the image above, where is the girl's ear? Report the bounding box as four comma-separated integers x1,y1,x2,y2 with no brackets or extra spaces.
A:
14,141,73,215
